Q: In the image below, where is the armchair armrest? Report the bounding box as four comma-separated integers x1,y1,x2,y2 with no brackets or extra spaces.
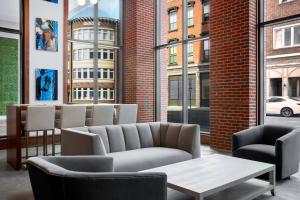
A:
275,129,300,179
27,156,114,174
232,126,264,152
61,129,106,156
63,172,167,200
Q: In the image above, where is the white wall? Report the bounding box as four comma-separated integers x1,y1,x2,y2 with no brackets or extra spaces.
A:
0,0,20,30
29,0,64,104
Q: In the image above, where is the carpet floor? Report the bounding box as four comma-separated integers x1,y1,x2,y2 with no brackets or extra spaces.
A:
0,146,299,200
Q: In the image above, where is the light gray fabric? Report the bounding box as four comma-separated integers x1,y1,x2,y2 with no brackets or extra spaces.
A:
109,147,192,172
106,125,126,153
88,126,110,153
149,122,161,146
86,105,114,126
25,105,55,131
122,124,141,150
136,123,154,148
116,104,138,124
165,124,182,148
61,129,106,156
178,124,201,158
72,127,89,132
56,105,86,129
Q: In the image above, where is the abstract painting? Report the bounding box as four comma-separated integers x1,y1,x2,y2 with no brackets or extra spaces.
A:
44,0,58,4
36,69,58,101
35,18,58,52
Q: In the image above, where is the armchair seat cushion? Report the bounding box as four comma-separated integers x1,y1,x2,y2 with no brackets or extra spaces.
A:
109,147,192,172
233,144,275,164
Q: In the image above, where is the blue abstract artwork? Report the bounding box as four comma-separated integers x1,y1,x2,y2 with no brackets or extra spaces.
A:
35,18,58,52
36,69,58,101
44,0,58,3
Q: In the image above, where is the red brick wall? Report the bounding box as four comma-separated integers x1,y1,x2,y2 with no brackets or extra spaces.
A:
265,0,300,21
124,0,156,122
210,0,257,151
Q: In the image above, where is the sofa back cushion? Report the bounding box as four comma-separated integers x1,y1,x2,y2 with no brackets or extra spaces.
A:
136,123,154,148
149,122,161,146
105,125,126,153
122,124,141,150
165,124,182,148
88,126,110,153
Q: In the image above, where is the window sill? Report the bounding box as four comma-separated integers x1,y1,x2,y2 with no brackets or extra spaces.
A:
168,63,178,66
169,29,178,33
188,25,194,28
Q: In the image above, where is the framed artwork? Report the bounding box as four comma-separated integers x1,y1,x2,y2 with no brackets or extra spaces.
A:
44,0,58,3
35,69,58,101
35,18,58,52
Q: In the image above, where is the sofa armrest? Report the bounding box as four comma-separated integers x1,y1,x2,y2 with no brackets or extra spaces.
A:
232,126,264,152
62,172,167,200
275,129,300,179
178,124,201,158
61,129,106,156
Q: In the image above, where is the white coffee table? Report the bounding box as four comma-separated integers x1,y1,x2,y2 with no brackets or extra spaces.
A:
143,154,275,200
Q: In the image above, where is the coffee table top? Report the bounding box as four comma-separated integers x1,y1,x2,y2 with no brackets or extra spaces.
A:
143,154,275,198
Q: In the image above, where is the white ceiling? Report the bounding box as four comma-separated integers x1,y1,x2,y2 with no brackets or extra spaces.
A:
0,0,20,29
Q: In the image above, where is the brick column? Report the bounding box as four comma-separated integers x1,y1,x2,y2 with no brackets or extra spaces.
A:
210,0,257,151
124,0,156,122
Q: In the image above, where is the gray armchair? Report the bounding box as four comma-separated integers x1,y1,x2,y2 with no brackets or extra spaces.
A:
27,156,167,200
232,125,300,179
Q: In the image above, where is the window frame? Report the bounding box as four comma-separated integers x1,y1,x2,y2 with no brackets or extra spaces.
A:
273,23,300,49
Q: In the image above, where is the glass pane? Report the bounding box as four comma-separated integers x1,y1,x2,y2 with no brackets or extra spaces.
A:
294,26,300,45
263,0,300,126
0,0,20,137
68,0,119,104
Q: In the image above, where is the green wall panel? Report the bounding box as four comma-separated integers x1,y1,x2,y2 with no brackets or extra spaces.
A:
0,37,19,115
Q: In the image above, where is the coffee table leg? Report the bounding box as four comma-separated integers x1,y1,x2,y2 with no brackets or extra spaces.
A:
195,195,204,200
269,168,276,196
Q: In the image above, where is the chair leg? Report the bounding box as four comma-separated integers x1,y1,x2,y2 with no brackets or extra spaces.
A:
52,129,55,156
43,130,47,156
25,131,29,159
36,131,39,156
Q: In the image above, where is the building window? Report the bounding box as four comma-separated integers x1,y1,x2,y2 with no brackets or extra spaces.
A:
203,39,210,62
274,25,300,49
74,30,78,40
188,43,194,63
169,11,177,31
169,76,182,106
169,46,177,65
83,29,89,40
188,6,194,26
203,0,210,24
110,30,114,40
109,50,114,60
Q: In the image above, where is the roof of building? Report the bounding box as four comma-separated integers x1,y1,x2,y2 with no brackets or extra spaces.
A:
69,17,119,25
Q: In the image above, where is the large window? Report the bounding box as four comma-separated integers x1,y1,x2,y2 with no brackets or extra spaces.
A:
0,0,21,137
157,0,210,132
68,0,120,104
260,0,300,125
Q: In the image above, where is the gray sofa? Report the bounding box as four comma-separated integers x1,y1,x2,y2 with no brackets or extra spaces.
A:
61,122,200,172
232,125,300,179
27,156,167,200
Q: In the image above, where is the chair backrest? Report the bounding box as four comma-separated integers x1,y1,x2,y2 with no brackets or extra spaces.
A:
25,105,55,131
90,105,114,126
116,104,138,124
59,105,86,128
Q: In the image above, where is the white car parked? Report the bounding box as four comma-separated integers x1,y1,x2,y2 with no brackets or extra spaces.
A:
266,96,300,117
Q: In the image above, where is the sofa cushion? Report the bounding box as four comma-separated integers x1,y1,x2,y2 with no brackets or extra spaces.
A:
165,124,182,148
178,125,200,158
109,147,192,172
136,123,154,148
105,125,126,153
149,122,161,146
122,124,141,150
88,126,110,153
233,144,275,164
160,123,170,146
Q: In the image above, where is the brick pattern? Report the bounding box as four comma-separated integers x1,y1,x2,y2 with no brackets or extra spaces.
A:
265,0,300,21
124,0,156,122
210,0,257,151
